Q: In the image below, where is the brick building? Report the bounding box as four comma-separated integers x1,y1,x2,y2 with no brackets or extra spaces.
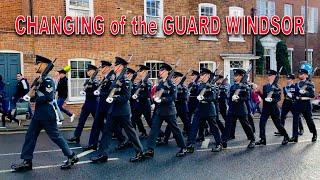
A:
256,0,320,73
0,0,259,114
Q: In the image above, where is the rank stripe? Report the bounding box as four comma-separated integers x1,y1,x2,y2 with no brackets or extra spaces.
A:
0,158,119,174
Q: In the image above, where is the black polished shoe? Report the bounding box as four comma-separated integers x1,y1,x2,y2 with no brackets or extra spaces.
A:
90,154,108,163
176,148,187,157
61,153,79,169
11,160,32,172
211,144,222,152
144,149,154,158
186,145,195,153
289,137,298,143
282,136,289,145
247,140,255,149
129,152,145,162
299,129,304,136
222,142,227,148
312,134,317,142
255,139,266,146
67,137,80,144
274,132,282,136
82,145,97,152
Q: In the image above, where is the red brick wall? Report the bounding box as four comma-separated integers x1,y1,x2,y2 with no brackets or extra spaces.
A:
0,0,256,115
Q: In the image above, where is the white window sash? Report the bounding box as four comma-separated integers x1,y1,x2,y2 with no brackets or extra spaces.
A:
287,48,294,73
199,61,217,72
144,60,163,80
257,0,267,16
68,58,94,102
267,1,275,18
284,4,293,17
228,6,245,42
66,0,94,17
144,0,164,37
198,3,218,41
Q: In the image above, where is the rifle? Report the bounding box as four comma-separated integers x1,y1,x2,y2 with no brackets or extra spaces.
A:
154,59,181,100
197,68,221,98
232,64,252,101
94,70,115,96
131,72,138,83
80,65,102,96
23,58,57,102
266,66,283,100
132,72,150,99
106,55,133,101
178,68,192,86
300,66,319,92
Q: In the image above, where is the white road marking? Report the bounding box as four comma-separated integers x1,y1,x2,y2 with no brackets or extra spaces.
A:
0,158,119,174
196,139,312,152
0,147,82,157
201,139,210,149
76,150,95,158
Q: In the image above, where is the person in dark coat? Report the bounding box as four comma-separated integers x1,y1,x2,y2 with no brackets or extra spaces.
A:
56,70,75,122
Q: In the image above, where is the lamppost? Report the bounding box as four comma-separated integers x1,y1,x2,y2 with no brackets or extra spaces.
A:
305,0,309,62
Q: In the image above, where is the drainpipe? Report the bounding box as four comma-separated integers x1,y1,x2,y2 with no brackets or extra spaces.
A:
251,7,256,82
305,0,308,63
29,0,33,18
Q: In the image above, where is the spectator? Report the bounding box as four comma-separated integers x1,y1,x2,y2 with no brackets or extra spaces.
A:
56,69,75,122
251,83,262,114
12,73,33,119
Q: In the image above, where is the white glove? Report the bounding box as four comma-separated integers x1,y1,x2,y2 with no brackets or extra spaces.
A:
154,97,161,103
106,97,114,103
93,90,100,96
197,95,204,101
23,95,31,102
132,94,138,100
232,95,239,102
299,89,306,94
287,92,293,98
80,90,86,96
265,97,273,102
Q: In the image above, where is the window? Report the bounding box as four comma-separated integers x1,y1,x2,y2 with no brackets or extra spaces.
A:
145,60,163,80
229,60,245,85
306,49,313,65
198,3,218,41
68,59,93,102
199,61,217,72
301,6,318,33
144,0,164,37
257,0,275,17
287,48,294,73
228,6,245,42
284,4,293,17
66,0,94,17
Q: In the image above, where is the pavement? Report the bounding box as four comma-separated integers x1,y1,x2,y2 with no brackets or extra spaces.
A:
0,115,320,179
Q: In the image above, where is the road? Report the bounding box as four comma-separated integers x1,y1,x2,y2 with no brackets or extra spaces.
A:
0,118,320,180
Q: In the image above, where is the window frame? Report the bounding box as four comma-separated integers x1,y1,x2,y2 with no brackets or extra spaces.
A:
198,3,218,41
287,48,294,73
306,49,313,65
284,4,293,17
66,0,94,17
144,0,164,38
199,61,217,72
228,6,245,42
144,60,164,80
301,6,319,33
67,58,95,103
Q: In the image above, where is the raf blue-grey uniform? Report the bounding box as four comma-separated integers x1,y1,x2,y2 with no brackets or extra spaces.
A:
163,83,191,141
222,82,255,143
73,79,99,139
292,80,317,139
146,79,186,150
258,83,289,140
188,81,200,121
187,83,222,146
280,84,304,132
98,76,144,155
131,79,152,135
21,77,73,160
218,83,229,122
87,72,125,148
